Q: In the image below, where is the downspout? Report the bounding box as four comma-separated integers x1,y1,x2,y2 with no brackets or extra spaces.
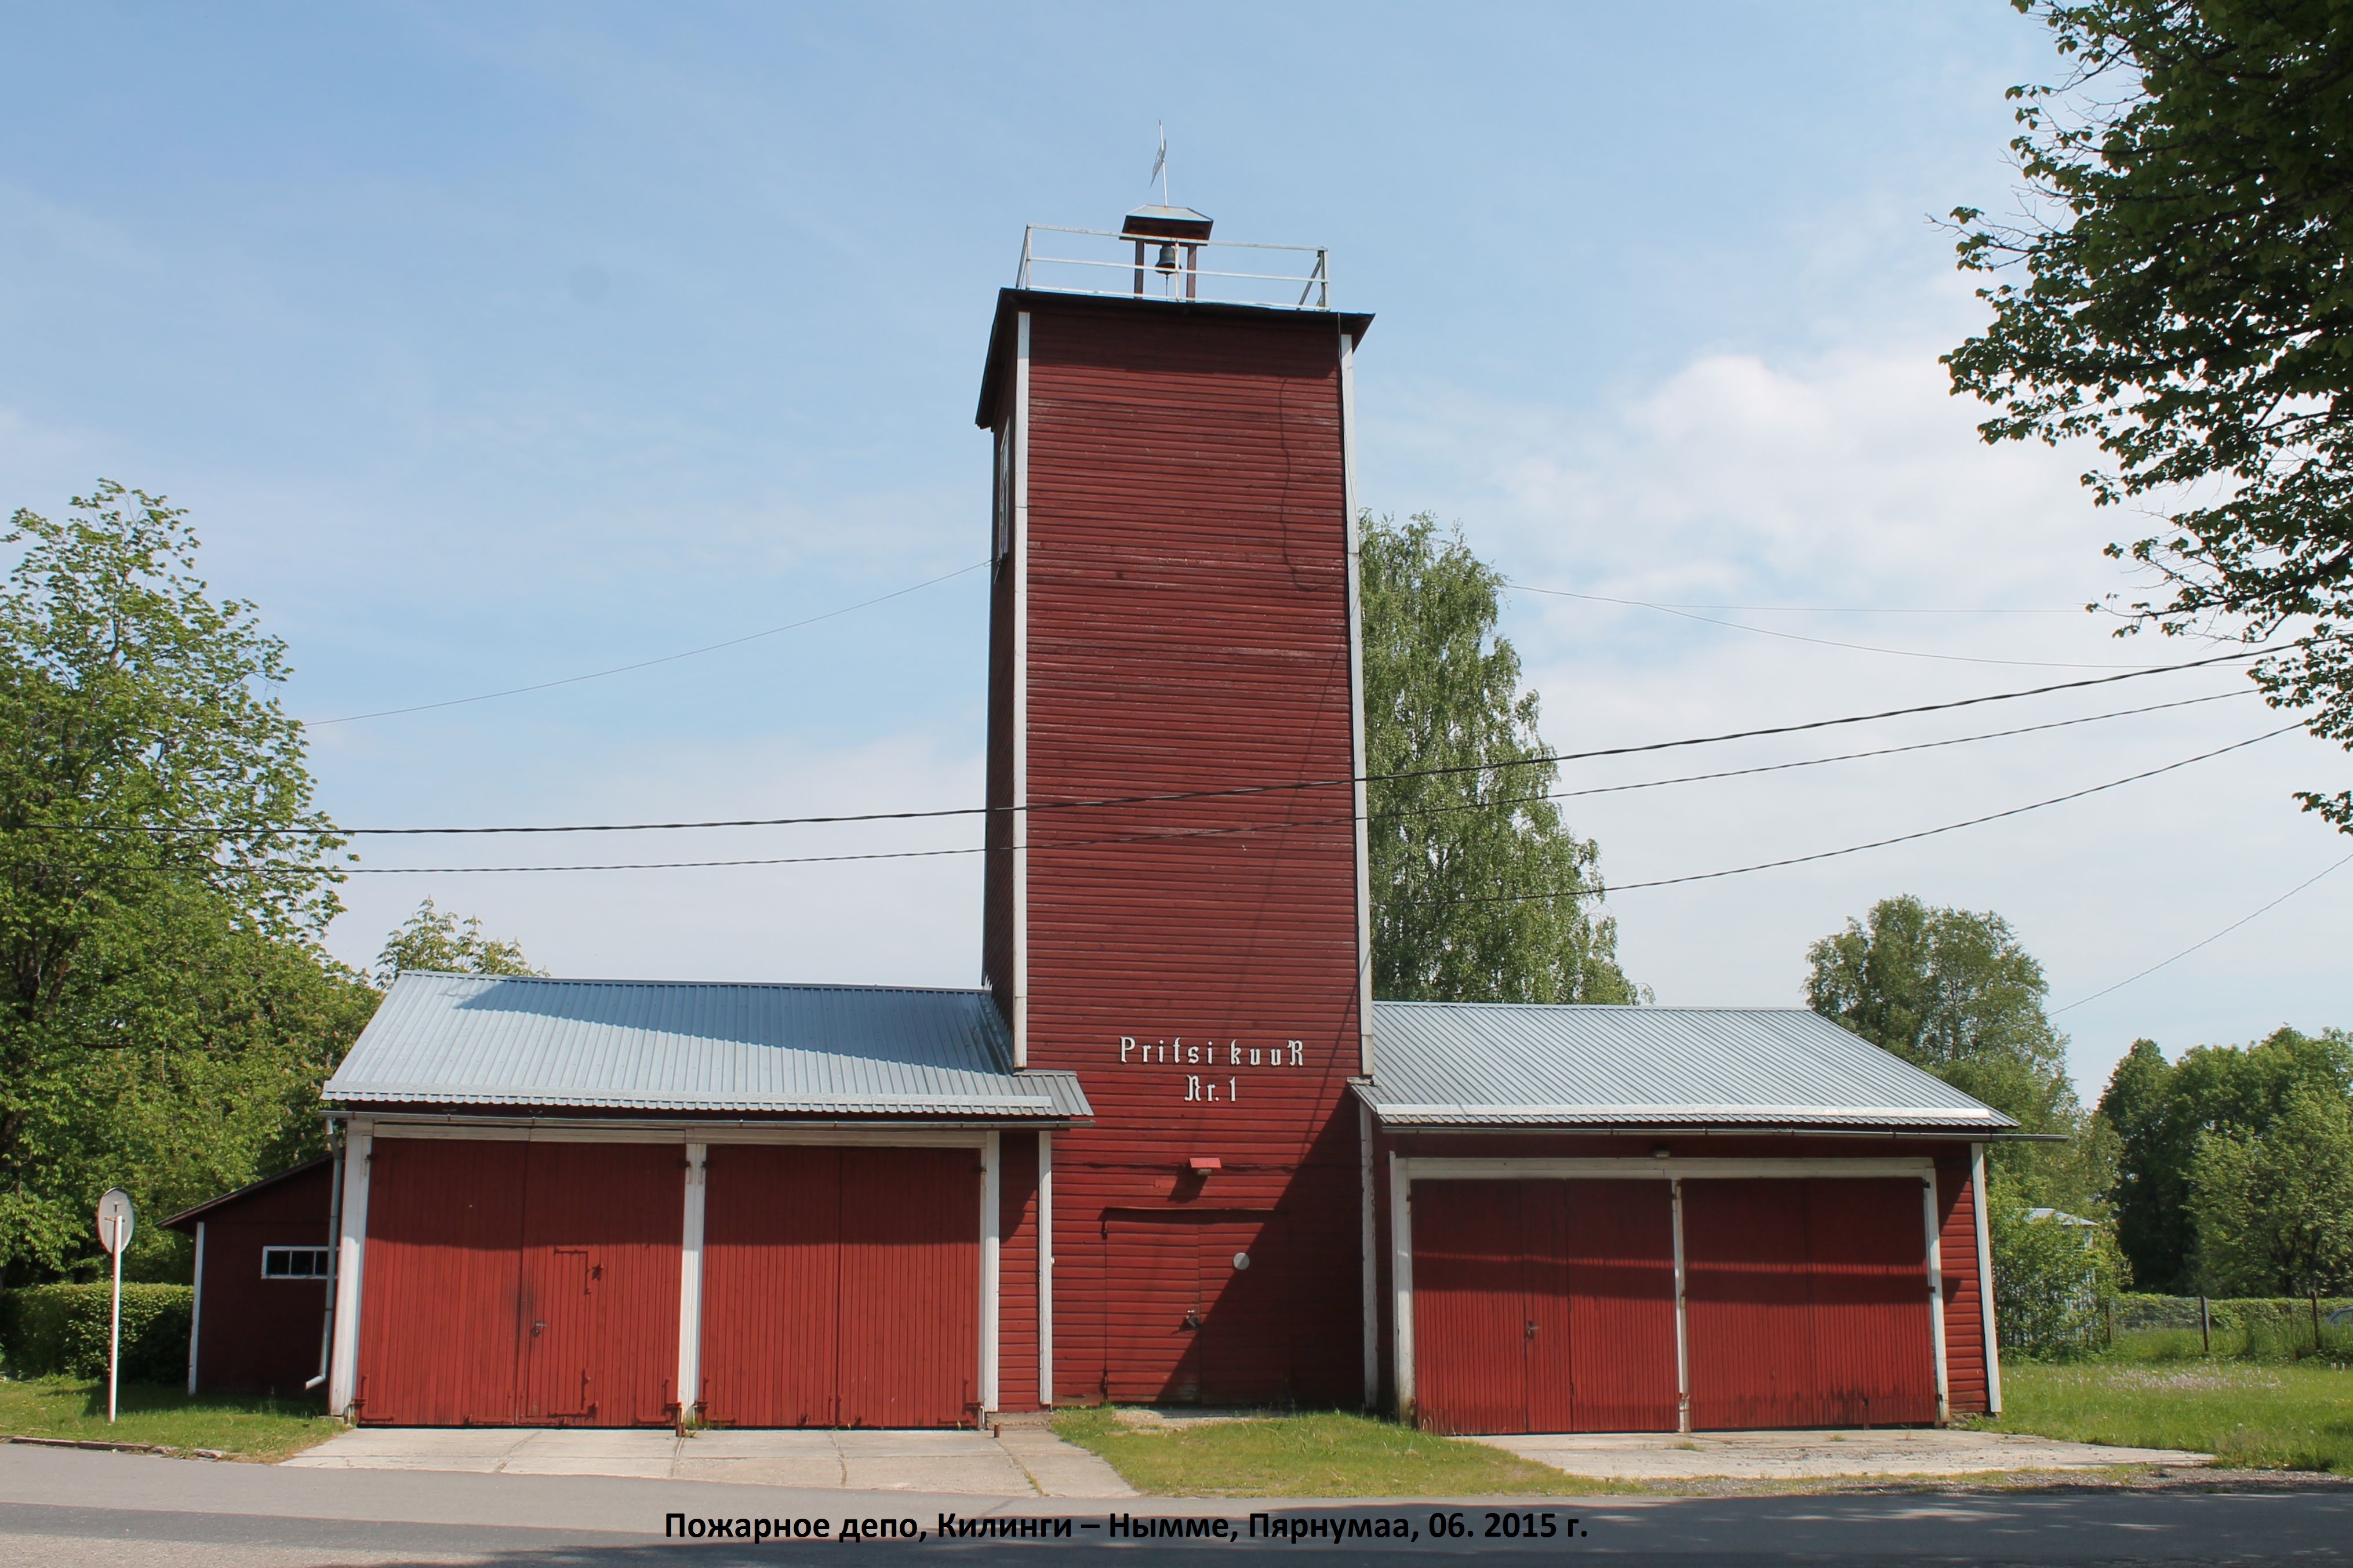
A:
305,1116,343,1391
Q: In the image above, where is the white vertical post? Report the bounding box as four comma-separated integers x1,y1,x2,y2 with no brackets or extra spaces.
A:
1339,331,1374,1080
1037,1131,1054,1409
187,1220,206,1397
327,1122,372,1417
108,1221,123,1423
1358,1101,1378,1411
1009,313,1031,1068
676,1142,707,1424
1670,1177,1690,1434
1387,1155,1414,1420
1924,1173,1950,1424
1972,1143,2001,1415
980,1131,1001,1417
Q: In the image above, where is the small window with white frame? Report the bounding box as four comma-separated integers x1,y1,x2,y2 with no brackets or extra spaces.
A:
261,1246,332,1279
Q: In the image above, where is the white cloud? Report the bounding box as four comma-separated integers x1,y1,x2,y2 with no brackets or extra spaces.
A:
1363,338,2353,1096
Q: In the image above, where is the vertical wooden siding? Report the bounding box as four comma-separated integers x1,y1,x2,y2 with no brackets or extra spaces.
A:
1682,1178,1937,1429
516,1143,682,1427
357,1141,681,1428
1558,1181,1681,1432
700,1145,840,1427
1937,1155,1988,1414
1410,1182,1529,1435
1002,295,1368,1406
1410,1179,1678,1436
356,1139,529,1425
700,1145,980,1429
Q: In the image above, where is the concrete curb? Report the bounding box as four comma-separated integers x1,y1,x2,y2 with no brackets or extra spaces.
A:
6,1434,228,1461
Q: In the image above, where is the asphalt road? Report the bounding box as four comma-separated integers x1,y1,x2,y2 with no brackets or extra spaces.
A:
3,1443,2350,1566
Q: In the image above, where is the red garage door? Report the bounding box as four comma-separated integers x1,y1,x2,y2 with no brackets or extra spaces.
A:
1412,1181,1678,1436
699,1145,980,1428
1682,1178,1936,1429
356,1140,683,1427
1101,1213,1290,1406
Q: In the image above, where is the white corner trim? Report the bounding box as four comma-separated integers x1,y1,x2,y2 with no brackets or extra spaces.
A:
1668,1178,1692,1434
1387,1152,1414,1420
1339,330,1373,1080
1038,1130,1054,1409
187,1220,205,1397
1358,1100,1378,1412
1010,312,1031,1069
1973,1143,2002,1414
677,1143,707,1420
326,1123,372,1417
1924,1173,1950,1424
980,1131,1001,1414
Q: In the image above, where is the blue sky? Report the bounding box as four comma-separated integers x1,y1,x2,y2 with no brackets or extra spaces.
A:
3,2,2345,1100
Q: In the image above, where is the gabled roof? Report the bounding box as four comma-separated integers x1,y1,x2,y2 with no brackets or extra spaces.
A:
1359,1002,2016,1133
163,1155,332,1231
323,973,1090,1121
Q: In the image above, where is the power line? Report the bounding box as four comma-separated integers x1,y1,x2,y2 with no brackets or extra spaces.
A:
305,647,2264,837
307,560,990,726
1404,726,2300,908
1390,690,2253,820
2050,853,2353,1016
340,725,2294,878
1508,580,2203,670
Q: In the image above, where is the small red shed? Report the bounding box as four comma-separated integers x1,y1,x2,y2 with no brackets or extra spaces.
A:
164,1158,336,1398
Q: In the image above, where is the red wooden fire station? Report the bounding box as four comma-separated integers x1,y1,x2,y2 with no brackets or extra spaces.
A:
243,205,2021,1434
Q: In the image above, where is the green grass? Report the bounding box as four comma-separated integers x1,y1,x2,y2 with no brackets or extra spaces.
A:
0,1376,343,1461
1051,1408,1629,1497
1976,1360,2353,1472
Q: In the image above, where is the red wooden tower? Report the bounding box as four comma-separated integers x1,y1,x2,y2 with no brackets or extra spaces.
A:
977,207,1377,1406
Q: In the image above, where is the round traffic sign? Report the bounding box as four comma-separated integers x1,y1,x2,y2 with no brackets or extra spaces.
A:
96,1188,134,1254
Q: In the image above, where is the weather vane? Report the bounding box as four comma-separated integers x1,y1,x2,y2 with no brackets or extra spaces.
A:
1150,122,1169,207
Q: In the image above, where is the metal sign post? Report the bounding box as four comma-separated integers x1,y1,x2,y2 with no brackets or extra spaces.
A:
96,1188,134,1424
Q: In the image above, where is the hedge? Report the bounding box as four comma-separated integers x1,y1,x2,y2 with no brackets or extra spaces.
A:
1,1284,192,1381
2115,1293,2352,1338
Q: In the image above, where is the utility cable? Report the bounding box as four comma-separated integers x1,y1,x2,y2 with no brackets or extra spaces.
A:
296,647,2266,837
1403,726,2300,908
1507,580,2209,671
307,560,990,725
7,651,2265,844
338,725,2294,876
2049,853,2353,1016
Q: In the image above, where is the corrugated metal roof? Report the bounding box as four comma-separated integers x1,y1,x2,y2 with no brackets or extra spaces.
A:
1361,1002,2014,1131
324,973,1091,1120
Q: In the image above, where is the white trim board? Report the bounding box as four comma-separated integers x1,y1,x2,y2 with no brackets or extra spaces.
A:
1396,1156,1936,1182
359,1120,995,1148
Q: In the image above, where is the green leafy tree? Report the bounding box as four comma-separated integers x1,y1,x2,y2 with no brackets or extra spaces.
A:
1985,1173,2125,1357
2185,1085,2353,1297
0,483,355,1279
1947,2,2353,832
1362,513,1636,1004
2099,1025,2353,1291
1805,895,2104,1205
373,898,543,986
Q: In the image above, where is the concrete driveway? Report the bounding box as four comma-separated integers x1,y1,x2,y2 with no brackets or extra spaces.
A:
281,1424,1135,1497
1478,1426,2207,1481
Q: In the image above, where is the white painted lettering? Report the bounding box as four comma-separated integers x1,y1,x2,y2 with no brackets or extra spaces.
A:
1184,1075,1201,1101
1288,1040,1304,1065
1248,1047,1261,1067
1121,1037,1136,1062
